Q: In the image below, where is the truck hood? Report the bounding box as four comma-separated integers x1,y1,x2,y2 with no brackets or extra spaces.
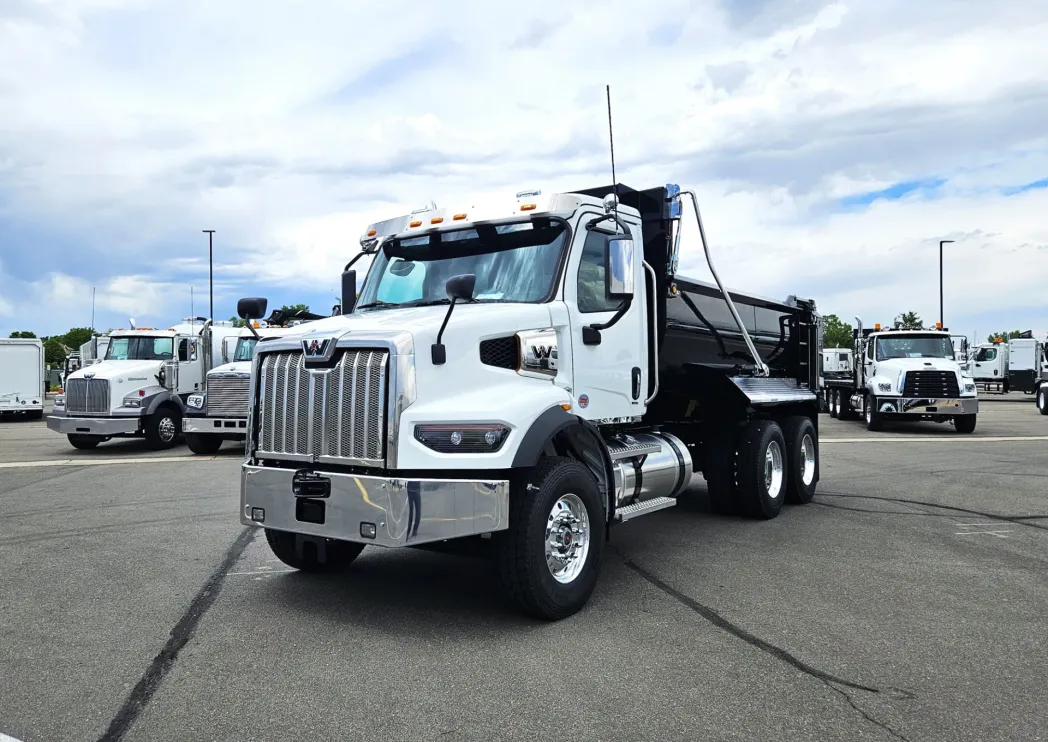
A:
874,357,965,375
66,359,161,383
208,361,252,376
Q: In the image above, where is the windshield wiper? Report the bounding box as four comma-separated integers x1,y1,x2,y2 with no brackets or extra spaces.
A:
401,298,453,308
356,300,399,310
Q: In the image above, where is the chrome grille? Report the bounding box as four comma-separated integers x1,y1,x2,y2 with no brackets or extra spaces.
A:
257,349,388,464
205,374,250,417
65,378,110,414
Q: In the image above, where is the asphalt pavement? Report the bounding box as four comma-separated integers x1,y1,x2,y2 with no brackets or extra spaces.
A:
1,400,1046,741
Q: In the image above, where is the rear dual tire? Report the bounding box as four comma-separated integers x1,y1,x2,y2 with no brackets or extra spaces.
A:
1037,386,1048,416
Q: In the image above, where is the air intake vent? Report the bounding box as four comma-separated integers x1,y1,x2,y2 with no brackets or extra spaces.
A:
902,370,960,398
480,336,518,370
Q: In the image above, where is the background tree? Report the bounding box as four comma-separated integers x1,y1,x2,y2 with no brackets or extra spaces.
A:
822,314,853,348
60,327,96,349
228,316,246,328
892,311,923,330
9,330,36,338
43,338,67,366
986,330,1022,342
279,303,310,313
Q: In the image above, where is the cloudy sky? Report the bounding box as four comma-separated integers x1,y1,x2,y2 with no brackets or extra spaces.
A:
1,0,1046,343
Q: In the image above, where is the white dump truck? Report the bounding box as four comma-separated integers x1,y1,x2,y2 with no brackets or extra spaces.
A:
48,320,241,449
823,319,978,433
183,317,325,454
0,338,45,420
236,183,824,620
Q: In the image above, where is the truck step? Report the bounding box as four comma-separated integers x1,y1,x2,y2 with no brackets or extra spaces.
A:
616,496,678,523
607,440,662,460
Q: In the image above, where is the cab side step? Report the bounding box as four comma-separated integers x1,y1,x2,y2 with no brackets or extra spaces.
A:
615,496,677,523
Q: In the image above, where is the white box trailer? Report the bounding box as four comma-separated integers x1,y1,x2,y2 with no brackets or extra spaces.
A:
1007,338,1043,394
0,338,45,419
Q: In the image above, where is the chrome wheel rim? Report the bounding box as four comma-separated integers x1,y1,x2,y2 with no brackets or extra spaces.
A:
545,493,590,584
1039,391,1046,409
764,441,784,500
158,416,176,442
800,434,816,486
865,403,872,423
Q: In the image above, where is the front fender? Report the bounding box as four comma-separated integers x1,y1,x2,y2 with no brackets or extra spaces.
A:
142,388,185,415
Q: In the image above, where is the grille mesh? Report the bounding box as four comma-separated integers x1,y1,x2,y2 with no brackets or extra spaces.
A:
65,378,109,414
902,370,960,398
205,374,250,417
257,348,388,463
480,336,518,370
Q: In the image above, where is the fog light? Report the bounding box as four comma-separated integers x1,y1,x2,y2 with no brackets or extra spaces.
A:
250,507,265,523
449,430,462,446
360,522,377,539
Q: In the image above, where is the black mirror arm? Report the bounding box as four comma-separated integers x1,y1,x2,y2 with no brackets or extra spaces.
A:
431,300,460,365
582,297,633,346
584,213,630,235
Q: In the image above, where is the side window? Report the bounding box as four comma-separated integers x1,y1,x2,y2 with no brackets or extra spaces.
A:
177,339,189,362
867,340,875,361
577,230,624,314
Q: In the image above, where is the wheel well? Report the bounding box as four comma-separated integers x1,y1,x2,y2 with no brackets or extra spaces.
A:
545,425,612,514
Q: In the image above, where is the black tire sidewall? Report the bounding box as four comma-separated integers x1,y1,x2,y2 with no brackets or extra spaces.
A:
738,421,786,519
784,417,818,504
147,408,180,448
1038,388,1048,415
264,528,364,572
185,431,222,454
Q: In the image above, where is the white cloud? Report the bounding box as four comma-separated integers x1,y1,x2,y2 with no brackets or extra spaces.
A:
1,0,1047,338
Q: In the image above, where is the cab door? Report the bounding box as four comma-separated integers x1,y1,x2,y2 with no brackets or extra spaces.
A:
564,212,647,421
175,336,203,394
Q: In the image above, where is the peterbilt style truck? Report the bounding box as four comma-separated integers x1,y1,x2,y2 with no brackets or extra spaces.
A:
823,320,978,433
183,317,326,454
48,321,241,449
237,184,822,620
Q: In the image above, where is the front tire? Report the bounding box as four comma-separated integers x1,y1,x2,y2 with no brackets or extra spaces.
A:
185,432,223,454
829,390,839,419
865,396,884,431
496,457,605,621
264,529,365,572
1037,386,1048,415
736,421,787,520
783,416,818,504
68,434,101,450
145,407,181,450
954,415,977,434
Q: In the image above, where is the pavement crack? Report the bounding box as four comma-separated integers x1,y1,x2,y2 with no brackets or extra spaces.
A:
819,492,1048,531
96,527,257,742
828,684,912,742
613,546,879,693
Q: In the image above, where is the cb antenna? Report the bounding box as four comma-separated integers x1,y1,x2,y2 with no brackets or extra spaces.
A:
606,85,620,225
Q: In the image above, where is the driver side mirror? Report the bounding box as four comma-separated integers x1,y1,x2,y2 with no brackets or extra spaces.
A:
605,234,635,300
340,270,357,314
237,297,268,321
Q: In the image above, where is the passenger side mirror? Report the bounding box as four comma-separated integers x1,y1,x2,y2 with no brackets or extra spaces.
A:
445,274,476,302
237,297,268,321
605,234,635,300
341,270,357,313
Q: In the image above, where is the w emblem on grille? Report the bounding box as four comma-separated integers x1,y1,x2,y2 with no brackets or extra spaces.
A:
302,336,336,362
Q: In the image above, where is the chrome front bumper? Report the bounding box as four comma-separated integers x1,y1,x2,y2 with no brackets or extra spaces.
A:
876,397,979,415
240,465,510,547
46,415,139,435
183,416,248,435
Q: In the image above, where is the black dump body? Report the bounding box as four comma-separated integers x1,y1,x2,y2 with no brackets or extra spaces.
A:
575,184,819,424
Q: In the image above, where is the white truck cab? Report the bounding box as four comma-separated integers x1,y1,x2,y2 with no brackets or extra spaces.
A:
970,340,1009,392
48,321,241,449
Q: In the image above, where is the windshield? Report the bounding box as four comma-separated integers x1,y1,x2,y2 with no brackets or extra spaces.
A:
356,219,568,309
105,336,174,361
975,347,997,362
233,337,258,361
876,335,955,361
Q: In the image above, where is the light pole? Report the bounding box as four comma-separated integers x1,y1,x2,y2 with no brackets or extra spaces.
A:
203,230,215,321
939,239,954,328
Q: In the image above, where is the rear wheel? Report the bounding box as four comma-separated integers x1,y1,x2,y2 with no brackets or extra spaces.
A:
829,390,839,419
736,420,786,520
783,416,818,504
145,407,180,450
954,415,977,434
496,457,605,621
265,529,365,572
1037,386,1048,415
67,434,101,450
185,432,223,455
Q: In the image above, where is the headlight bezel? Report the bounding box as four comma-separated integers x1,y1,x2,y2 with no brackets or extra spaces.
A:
186,393,206,410
413,423,510,454
122,395,142,408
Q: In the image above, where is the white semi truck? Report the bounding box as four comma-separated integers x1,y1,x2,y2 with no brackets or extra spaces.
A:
0,338,45,420
237,183,824,620
48,321,241,449
823,319,978,433
183,318,325,454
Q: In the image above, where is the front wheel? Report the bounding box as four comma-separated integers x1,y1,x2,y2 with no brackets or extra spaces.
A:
68,434,101,450
954,415,977,434
828,390,839,419
736,420,787,520
1037,386,1048,415
496,457,605,621
865,397,884,431
145,408,181,450
185,432,223,455
265,529,365,572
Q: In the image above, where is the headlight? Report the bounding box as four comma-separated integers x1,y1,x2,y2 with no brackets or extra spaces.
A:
964,383,976,394
123,396,142,408
877,382,892,392
54,394,65,406
187,394,205,410
414,424,509,453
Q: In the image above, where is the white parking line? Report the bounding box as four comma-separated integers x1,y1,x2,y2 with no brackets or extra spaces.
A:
0,455,222,469
1,732,27,742
820,435,1048,443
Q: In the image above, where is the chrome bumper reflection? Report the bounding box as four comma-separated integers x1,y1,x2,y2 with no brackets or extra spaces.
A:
877,397,979,415
46,415,139,435
240,465,509,547
183,416,247,434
